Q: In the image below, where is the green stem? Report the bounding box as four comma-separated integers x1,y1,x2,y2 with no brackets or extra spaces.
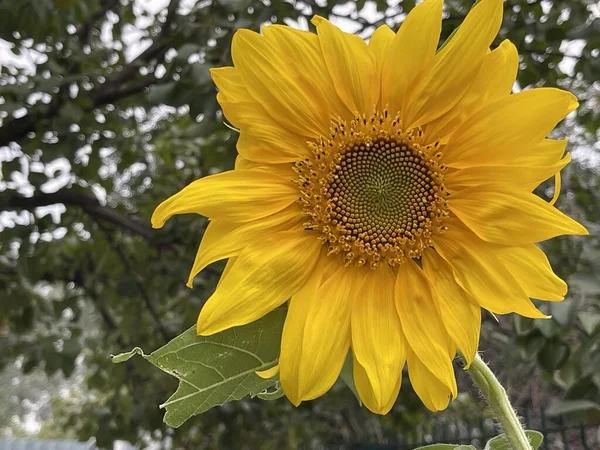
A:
466,353,533,450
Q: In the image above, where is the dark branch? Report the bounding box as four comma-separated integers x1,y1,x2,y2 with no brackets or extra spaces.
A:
88,291,128,348
70,264,130,349
97,224,173,343
520,49,584,60
0,0,181,148
103,0,180,87
1,190,154,240
90,76,157,106
76,0,122,44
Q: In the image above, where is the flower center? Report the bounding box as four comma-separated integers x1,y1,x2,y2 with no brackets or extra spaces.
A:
295,112,449,268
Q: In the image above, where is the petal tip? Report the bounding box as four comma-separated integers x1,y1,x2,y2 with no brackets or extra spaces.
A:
567,94,579,113
150,208,167,229
196,313,214,336
578,223,590,236
310,15,326,26
285,392,302,407
256,365,279,379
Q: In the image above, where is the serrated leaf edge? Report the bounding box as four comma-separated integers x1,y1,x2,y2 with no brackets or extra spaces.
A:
158,357,278,409
110,347,148,363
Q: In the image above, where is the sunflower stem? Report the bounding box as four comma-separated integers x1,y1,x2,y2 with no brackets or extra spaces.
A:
467,353,533,450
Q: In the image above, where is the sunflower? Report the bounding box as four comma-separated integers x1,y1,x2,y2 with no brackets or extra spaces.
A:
151,0,587,414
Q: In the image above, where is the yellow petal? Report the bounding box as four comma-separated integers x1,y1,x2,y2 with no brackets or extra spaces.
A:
216,99,310,164
433,224,548,318
232,29,329,137
351,265,405,414
196,229,321,335
217,257,236,289
256,364,279,379
448,184,588,245
231,158,295,178
312,16,378,114
395,260,457,397
210,66,246,101
278,266,321,405
404,0,503,129
407,349,453,412
472,40,519,104
151,169,298,228
212,68,310,163
262,25,350,121
233,157,295,181
369,25,395,84
353,354,402,415
445,153,571,193
492,244,567,301
425,40,518,141
236,132,307,164
511,138,568,166
422,249,481,367
234,155,259,170
381,0,442,116
444,88,578,168
279,261,353,405
187,205,302,288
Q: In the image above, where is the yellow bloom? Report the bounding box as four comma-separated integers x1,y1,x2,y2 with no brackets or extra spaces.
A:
152,0,588,414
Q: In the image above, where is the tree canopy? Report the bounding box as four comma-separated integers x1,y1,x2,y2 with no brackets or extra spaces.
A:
1,0,599,448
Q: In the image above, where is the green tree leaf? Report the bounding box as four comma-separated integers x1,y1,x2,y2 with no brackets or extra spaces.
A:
339,350,361,405
115,308,286,427
256,381,285,401
413,444,476,450
578,312,600,336
111,347,148,363
484,430,543,450
546,399,600,416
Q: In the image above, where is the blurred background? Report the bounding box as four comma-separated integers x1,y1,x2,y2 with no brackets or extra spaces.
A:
0,0,599,449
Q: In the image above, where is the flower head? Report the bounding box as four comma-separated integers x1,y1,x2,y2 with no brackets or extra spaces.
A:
152,0,587,414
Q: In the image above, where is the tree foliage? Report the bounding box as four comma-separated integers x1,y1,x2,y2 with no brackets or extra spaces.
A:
1,0,599,448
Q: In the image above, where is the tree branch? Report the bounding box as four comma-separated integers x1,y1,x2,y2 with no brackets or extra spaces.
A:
1,190,154,239
520,49,584,60
0,0,181,147
69,263,130,349
76,0,122,44
90,75,158,106
88,291,128,348
97,223,173,343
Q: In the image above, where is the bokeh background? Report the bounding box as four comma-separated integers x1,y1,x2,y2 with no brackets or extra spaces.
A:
0,0,599,449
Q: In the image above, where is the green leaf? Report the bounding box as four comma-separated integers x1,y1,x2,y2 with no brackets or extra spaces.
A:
176,43,201,61
578,312,600,336
111,347,148,363
61,102,85,122
537,340,569,372
514,315,535,336
484,431,543,450
550,300,575,327
256,381,285,401
339,350,361,405
413,445,476,450
116,308,286,427
546,399,600,416
526,431,544,450
147,82,177,105
568,273,600,295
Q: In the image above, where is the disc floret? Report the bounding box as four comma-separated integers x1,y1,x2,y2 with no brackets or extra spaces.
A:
294,112,449,268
